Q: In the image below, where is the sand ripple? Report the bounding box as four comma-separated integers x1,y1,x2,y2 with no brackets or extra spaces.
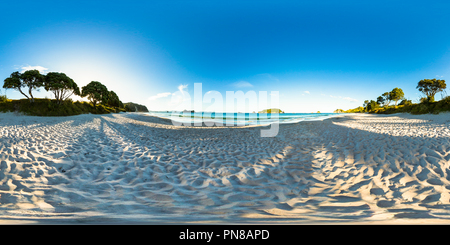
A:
1,112,450,223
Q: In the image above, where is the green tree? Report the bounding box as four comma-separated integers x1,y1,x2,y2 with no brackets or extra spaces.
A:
399,99,412,106
416,79,446,102
376,96,385,106
44,72,80,104
363,100,370,112
3,72,26,99
81,81,109,107
381,92,391,107
106,90,120,107
389,87,404,106
20,70,44,102
366,100,379,112
3,70,44,102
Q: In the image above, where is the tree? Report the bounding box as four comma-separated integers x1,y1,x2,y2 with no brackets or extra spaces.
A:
44,72,80,104
381,92,391,107
3,70,44,102
363,100,370,112
81,81,109,107
389,87,404,106
366,100,379,112
377,96,385,106
416,79,446,102
3,72,27,99
106,90,120,107
399,99,412,106
20,70,45,102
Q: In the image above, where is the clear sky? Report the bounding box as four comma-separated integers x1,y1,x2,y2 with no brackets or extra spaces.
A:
1,0,450,113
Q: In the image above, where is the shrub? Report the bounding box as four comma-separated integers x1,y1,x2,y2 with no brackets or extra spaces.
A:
442,96,450,104
0,98,125,116
399,99,412,106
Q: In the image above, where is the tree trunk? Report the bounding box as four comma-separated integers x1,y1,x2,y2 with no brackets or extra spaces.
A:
54,90,62,105
28,87,34,103
17,87,30,101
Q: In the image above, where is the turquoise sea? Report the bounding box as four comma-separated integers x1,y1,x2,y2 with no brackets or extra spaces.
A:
146,111,340,126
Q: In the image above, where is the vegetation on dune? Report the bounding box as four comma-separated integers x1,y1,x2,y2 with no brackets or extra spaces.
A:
341,79,450,115
0,98,126,116
1,70,144,116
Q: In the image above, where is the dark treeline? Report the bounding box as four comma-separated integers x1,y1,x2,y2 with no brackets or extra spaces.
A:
1,69,145,116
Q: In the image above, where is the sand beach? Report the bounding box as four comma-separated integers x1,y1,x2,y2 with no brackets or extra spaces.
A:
1,112,450,224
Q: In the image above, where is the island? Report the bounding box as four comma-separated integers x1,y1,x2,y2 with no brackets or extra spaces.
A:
258,108,285,113
123,102,149,112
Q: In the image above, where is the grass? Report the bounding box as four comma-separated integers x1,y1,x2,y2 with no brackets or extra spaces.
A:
0,98,127,116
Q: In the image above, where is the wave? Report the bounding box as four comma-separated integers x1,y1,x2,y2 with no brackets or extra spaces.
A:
146,111,340,126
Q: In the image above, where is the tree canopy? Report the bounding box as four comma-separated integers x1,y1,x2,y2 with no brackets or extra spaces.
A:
44,72,80,104
376,96,385,106
3,72,27,99
389,87,404,106
3,70,44,102
366,100,379,111
81,81,109,107
106,90,121,107
381,92,391,107
416,79,446,102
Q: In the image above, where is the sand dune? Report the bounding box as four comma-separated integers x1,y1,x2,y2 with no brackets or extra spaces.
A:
0,112,450,223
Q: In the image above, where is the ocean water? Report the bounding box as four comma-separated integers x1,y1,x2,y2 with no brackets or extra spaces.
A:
146,111,340,126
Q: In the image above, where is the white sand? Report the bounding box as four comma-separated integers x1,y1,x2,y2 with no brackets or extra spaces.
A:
1,111,450,224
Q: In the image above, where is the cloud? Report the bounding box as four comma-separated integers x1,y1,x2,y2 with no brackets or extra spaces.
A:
178,84,188,93
343,97,358,102
304,91,310,94
232,81,253,88
21,65,48,74
169,84,190,106
148,92,172,101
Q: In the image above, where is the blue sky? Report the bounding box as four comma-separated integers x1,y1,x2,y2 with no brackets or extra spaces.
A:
1,1,450,112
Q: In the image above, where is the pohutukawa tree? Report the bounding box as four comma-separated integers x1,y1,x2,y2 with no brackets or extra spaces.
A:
3,70,44,103
381,92,391,107
416,78,447,102
377,96,385,106
81,81,109,107
389,87,404,106
44,72,80,104
107,90,121,107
